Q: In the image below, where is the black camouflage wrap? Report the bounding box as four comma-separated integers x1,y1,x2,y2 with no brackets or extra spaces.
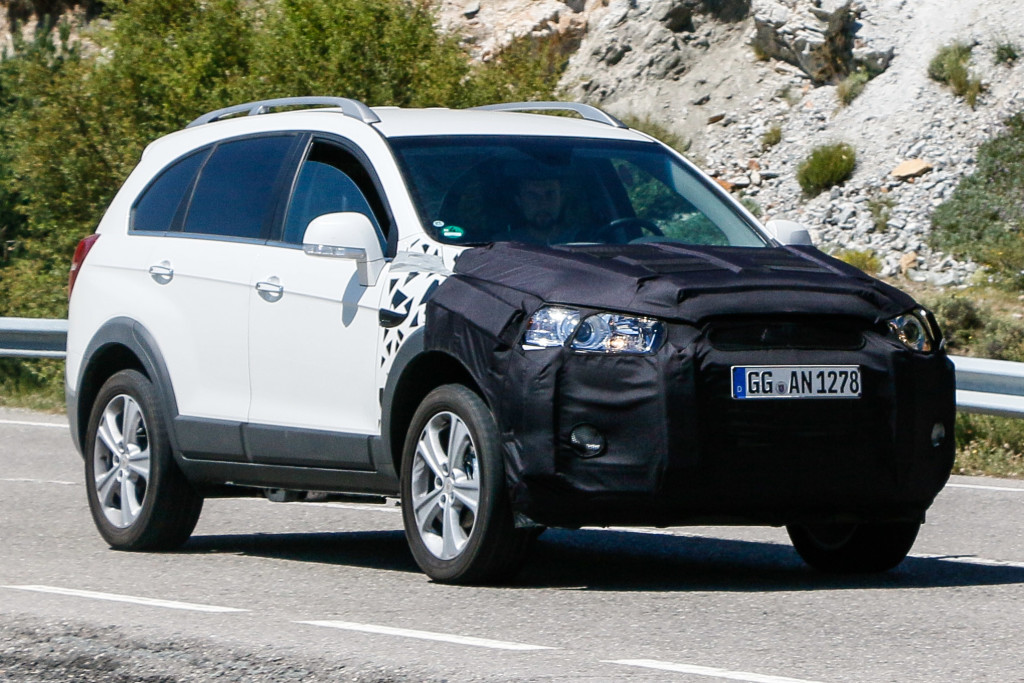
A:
425,242,956,528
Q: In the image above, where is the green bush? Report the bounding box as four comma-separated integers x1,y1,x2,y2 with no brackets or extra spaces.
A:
796,142,856,196
836,69,871,106
833,248,880,275
621,114,690,153
994,41,1020,66
928,42,983,107
761,123,782,150
931,113,1024,289
867,193,895,232
955,414,1024,478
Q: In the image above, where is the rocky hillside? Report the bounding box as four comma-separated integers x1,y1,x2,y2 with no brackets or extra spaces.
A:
440,0,1024,284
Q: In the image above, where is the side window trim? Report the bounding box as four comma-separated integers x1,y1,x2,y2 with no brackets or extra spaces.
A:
272,133,395,255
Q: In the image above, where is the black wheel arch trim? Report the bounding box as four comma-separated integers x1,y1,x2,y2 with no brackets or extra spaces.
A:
69,317,181,459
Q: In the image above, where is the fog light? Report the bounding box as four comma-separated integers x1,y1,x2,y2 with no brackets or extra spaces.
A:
931,422,946,448
570,424,606,458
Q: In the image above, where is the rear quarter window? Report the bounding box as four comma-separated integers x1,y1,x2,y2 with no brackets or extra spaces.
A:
131,150,209,233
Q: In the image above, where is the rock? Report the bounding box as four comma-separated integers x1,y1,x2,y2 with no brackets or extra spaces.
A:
899,251,919,276
693,93,711,105
714,177,736,192
891,159,934,180
463,1,481,19
707,113,727,124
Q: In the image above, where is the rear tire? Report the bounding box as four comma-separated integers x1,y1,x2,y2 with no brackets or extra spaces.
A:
400,384,533,584
787,521,920,573
85,369,203,550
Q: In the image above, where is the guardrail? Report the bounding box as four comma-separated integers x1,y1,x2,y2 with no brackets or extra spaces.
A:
0,317,68,359
2,317,1024,417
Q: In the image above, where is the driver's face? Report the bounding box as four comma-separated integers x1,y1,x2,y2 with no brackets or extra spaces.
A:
515,179,563,228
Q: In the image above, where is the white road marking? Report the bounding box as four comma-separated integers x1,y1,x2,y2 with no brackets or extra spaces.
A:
3,585,248,613
911,554,1024,569
607,659,824,683
288,501,402,514
946,483,1024,493
0,477,76,485
0,419,68,429
297,620,556,651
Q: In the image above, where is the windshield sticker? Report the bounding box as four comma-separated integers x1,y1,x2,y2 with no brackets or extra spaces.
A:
441,225,465,239
432,220,445,228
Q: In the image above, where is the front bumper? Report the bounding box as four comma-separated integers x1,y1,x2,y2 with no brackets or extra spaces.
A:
500,326,957,529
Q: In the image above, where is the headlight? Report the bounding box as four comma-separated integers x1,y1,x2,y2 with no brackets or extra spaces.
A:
523,306,581,348
888,309,934,352
523,306,665,354
571,313,665,354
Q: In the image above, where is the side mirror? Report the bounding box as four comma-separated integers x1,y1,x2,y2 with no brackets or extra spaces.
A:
302,212,385,287
764,219,813,246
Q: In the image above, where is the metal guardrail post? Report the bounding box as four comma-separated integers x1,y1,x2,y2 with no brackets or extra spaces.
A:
0,317,68,359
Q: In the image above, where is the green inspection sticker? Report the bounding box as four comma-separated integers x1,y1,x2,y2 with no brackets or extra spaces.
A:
441,225,465,239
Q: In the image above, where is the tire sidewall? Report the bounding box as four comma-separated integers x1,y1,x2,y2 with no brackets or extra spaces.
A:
84,369,173,549
400,385,507,582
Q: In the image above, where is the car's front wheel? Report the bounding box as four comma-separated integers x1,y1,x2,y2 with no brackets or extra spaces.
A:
85,369,203,550
786,521,921,573
400,384,533,584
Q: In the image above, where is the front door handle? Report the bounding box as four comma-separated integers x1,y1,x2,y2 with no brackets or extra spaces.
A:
148,262,174,284
255,278,284,302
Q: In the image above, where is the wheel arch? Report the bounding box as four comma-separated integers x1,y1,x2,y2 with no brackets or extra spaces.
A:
381,328,485,478
69,318,180,457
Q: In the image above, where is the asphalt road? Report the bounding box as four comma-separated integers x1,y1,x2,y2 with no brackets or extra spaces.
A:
1,406,1022,682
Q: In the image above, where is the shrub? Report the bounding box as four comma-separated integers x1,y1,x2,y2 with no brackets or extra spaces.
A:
928,42,984,107
621,115,690,154
796,142,856,196
931,112,1024,289
836,69,871,106
833,248,880,275
867,193,895,232
761,123,782,150
994,41,1020,66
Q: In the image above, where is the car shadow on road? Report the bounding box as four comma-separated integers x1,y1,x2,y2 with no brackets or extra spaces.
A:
183,527,1024,592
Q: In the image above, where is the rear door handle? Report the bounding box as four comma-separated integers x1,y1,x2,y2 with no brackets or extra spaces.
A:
255,279,284,302
148,262,174,284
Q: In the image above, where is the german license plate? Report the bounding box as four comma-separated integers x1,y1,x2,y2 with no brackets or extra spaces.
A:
731,365,861,399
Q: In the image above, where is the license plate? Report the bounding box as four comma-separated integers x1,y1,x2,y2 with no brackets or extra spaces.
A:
731,365,861,399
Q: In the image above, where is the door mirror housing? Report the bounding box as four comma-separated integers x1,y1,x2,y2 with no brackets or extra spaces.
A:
302,212,385,286
764,219,814,246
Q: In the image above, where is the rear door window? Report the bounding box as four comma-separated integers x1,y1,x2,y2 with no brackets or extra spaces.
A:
183,135,295,240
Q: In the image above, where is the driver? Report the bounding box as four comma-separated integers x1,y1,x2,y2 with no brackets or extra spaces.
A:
508,167,576,245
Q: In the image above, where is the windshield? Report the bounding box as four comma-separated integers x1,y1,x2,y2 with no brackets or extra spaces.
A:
389,135,768,248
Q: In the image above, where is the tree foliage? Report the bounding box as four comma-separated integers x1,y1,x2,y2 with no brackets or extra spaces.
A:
0,0,560,319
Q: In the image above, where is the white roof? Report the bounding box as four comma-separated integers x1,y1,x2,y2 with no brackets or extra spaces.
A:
369,107,647,141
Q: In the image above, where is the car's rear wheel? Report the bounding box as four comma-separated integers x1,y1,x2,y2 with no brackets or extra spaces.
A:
401,384,533,584
85,369,203,550
786,521,920,573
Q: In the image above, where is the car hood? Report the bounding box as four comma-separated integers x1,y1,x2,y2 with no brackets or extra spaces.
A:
445,241,917,325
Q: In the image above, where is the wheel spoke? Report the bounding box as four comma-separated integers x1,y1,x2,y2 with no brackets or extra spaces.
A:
97,406,122,455
119,478,135,526
122,399,142,447
447,417,471,462
441,497,464,559
416,423,448,479
95,467,119,507
127,447,150,480
452,475,479,514
413,488,443,533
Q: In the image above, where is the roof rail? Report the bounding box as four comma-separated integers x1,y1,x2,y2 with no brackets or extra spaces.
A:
471,101,627,129
186,97,380,128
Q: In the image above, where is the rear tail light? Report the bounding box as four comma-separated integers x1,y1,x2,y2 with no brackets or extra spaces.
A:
68,234,100,299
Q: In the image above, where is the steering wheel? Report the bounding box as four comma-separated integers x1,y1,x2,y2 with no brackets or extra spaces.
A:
596,217,664,244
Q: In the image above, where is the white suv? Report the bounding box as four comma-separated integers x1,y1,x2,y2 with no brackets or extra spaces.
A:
66,97,956,583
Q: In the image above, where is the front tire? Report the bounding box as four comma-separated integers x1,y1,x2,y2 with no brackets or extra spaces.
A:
85,369,203,550
400,385,533,584
787,521,921,573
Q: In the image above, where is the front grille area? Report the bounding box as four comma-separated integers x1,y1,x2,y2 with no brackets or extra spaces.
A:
694,362,895,503
706,318,867,351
